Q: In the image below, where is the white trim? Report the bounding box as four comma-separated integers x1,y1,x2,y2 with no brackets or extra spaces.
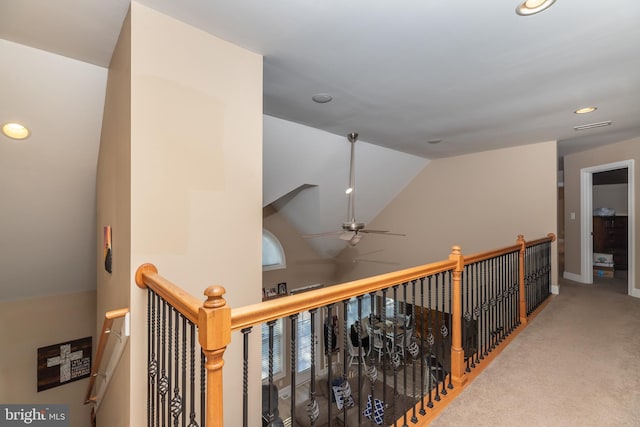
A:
94,312,130,412
563,271,585,283
263,229,286,271
627,162,637,298
278,385,291,400
551,284,560,294
579,160,635,297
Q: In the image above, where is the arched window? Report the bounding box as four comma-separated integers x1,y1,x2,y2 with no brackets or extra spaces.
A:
262,229,286,271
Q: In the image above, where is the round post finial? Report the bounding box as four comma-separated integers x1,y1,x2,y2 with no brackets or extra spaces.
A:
203,286,227,309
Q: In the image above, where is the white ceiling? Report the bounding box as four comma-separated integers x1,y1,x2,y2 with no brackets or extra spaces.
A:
1,0,639,299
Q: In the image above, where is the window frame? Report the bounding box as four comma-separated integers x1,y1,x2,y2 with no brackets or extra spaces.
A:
262,229,286,271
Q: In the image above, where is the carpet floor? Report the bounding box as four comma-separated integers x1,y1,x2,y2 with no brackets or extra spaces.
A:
430,277,640,426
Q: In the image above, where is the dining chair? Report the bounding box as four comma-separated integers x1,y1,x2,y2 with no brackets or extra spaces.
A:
367,325,386,364
391,331,405,359
347,336,367,367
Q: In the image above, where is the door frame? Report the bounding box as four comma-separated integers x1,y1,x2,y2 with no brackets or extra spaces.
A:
579,159,636,296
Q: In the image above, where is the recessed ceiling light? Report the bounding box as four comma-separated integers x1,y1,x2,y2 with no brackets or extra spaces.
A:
2,122,30,140
516,0,556,16
574,106,597,114
312,93,332,104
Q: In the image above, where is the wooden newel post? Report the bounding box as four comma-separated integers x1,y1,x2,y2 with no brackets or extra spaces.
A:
198,286,231,427
449,246,467,387
517,235,528,325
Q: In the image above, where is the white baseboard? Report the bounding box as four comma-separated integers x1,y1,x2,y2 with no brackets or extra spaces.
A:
631,287,640,299
279,385,291,400
563,271,586,283
551,284,560,294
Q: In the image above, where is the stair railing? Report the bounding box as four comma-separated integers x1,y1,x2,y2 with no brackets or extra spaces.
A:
134,232,555,426
84,307,130,426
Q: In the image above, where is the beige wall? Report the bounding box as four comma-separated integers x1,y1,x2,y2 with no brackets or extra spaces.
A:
128,3,263,425
564,137,639,291
336,141,559,285
95,6,132,426
95,3,263,425
263,206,337,295
0,291,96,427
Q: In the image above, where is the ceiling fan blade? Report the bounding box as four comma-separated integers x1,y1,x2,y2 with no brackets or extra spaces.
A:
301,231,342,239
339,231,356,241
360,229,406,236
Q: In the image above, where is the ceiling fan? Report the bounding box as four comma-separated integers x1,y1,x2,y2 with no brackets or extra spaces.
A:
302,132,406,246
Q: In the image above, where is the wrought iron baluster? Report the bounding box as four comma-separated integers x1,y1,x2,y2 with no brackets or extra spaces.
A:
147,291,156,426
439,273,448,396
290,314,298,427
426,276,434,409
418,277,426,415
189,323,198,427
381,288,388,406
169,310,182,425
490,257,497,350
391,285,399,427
512,250,518,330
181,316,187,427
241,327,251,427
161,299,168,427
482,260,490,358
505,253,512,336
325,304,333,427
156,293,163,427
462,267,471,373
447,271,453,391
167,307,173,425
341,303,348,427
410,279,418,423
309,309,317,427
433,274,442,401
356,296,363,426
468,263,478,368
266,320,276,426
200,349,205,427
497,256,504,342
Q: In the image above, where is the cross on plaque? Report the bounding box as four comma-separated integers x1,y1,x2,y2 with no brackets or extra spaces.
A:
47,343,83,382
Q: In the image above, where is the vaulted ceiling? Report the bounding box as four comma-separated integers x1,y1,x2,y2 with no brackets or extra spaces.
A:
1,0,639,300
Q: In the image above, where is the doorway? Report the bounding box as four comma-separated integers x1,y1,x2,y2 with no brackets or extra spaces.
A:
579,160,635,296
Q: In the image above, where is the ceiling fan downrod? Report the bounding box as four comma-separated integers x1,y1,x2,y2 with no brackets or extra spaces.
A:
345,132,359,227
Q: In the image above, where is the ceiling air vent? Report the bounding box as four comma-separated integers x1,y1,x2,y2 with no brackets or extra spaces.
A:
574,121,612,131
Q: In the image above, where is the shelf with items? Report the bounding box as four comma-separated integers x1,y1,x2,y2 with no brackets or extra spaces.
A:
593,215,628,271
262,282,288,301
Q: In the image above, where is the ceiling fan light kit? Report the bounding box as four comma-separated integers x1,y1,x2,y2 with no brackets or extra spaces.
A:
302,132,405,246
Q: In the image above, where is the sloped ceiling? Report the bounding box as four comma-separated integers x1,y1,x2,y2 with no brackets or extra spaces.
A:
0,40,107,300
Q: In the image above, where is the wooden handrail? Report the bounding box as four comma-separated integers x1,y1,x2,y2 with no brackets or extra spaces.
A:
85,307,129,405
525,232,556,248
135,263,202,324
463,243,522,265
230,258,457,331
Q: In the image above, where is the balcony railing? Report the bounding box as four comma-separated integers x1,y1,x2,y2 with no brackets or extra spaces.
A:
135,233,555,426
